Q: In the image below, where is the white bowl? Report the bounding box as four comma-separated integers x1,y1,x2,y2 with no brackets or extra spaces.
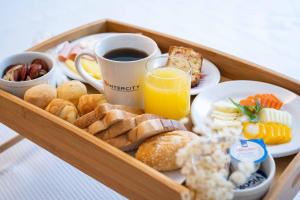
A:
0,52,56,97
233,154,276,200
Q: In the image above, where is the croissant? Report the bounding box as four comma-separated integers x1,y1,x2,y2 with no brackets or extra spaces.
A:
46,98,79,123
77,94,107,115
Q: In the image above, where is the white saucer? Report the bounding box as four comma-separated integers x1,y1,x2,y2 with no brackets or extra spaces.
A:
191,80,300,158
47,33,117,83
157,53,220,95
191,59,221,95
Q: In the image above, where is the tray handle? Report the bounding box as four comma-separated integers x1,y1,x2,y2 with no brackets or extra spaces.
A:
264,152,300,200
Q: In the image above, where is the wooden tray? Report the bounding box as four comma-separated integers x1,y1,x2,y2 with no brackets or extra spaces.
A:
1,19,300,200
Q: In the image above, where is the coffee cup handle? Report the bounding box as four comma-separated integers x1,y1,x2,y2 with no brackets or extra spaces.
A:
75,52,104,93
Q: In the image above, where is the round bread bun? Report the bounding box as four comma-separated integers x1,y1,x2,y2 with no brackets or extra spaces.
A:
24,84,57,108
135,131,197,171
57,80,87,106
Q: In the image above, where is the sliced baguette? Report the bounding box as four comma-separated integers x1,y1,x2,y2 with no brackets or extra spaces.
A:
101,114,160,140
106,134,132,151
88,109,137,135
106,119,187,151
74,103,144,128
74,110,98,128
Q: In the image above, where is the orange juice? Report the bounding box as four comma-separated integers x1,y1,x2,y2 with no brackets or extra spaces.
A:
144,67,191,119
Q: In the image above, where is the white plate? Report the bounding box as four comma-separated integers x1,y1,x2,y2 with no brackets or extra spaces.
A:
191,59,221,95
158,54,220,95
47,33,117,82
191,80,300,158
127,151,185,184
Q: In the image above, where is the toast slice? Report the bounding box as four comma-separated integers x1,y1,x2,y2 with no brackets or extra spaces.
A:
101,114,160,140
167,46,203,87
88,109,137,135
74,103,144,128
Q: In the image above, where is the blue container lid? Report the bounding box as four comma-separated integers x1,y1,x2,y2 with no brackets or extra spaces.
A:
229,139,268,164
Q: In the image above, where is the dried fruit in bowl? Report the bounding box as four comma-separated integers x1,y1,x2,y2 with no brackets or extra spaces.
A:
2,59,50,81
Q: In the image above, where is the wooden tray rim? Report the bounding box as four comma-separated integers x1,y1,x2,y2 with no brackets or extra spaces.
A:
1,18,300,200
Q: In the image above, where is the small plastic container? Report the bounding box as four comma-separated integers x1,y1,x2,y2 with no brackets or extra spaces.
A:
230,139,275,200
229,139,268,171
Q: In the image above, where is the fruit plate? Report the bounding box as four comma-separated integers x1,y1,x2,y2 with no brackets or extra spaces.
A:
2,19,300,200
191,80,300,158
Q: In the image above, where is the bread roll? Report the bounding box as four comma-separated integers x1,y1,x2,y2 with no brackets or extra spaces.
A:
57,80,87,105
77,94,107,115
46,98,78,123
135,131,197,171
24,84,57,108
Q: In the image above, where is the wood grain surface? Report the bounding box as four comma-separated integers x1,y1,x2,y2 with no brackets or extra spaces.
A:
0,90,189,200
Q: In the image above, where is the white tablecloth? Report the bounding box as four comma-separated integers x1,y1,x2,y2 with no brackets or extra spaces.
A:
1,0,300,199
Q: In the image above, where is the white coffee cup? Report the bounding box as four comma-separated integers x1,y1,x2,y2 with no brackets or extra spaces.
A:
75,33,159,108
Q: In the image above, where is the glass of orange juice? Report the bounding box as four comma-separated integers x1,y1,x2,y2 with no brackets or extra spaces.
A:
144,55,191,119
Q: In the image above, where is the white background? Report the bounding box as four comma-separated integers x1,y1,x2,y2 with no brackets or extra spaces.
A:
1,0,300,199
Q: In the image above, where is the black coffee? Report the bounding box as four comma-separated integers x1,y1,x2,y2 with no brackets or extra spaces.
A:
104,48,148,61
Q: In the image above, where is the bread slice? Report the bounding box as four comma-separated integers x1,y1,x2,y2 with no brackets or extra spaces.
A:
167,46,203,87
101,114,160,140
95,103,144,117
106,119,187,151
74,110,98,128
88,109,137,135
74,103,144,128
101,118,136,139
106,134,133,151
127,119,187,143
